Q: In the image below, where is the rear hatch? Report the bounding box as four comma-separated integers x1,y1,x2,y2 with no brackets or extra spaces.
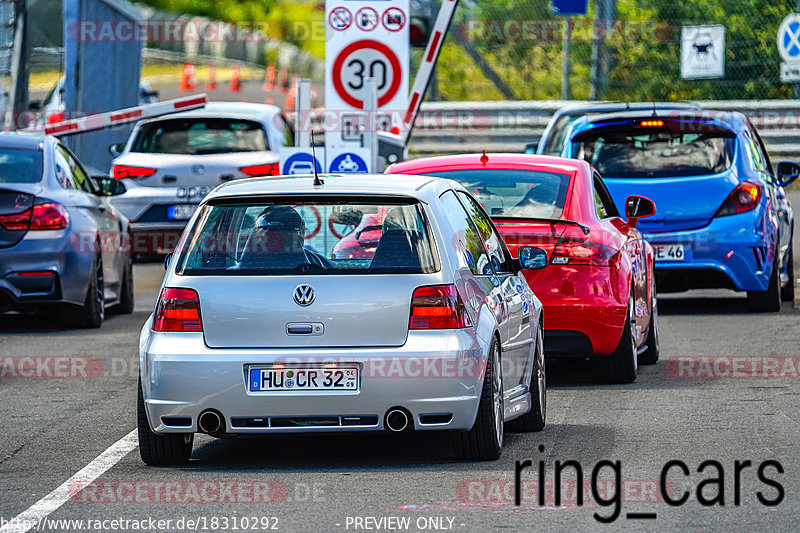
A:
187,276,429,348
113,151,278,190
572,116,739,233
171,194,441,349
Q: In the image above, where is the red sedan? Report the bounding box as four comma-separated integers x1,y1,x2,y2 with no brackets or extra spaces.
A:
387,153,659,383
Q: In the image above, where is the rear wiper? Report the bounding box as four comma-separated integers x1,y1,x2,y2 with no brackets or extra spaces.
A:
491,216,591,235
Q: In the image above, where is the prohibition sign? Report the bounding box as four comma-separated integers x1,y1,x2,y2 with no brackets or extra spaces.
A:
332,40,403,109
355,7,379,31
328,7,352,31
382,8,406,32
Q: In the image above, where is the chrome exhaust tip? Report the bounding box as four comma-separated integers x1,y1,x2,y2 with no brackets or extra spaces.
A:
198,410,223,435
385,408,410,432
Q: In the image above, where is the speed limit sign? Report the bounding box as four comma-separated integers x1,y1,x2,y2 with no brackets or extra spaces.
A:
325,0,408,152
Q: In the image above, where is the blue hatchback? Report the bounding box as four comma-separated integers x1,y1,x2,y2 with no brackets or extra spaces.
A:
562,109,798,311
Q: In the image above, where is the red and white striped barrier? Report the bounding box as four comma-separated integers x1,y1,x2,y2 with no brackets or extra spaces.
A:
400,0,458,145
20,94,208,137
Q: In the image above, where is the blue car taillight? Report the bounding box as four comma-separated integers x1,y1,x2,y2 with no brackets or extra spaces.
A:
714,180,761,217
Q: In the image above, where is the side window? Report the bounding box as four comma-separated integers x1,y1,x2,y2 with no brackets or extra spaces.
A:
743,131,768,174
751,127,774,175
57,145,93,194
53,149,75,189
593,172,619,219
457,191,514,273
439,190,491,276
275,114,294,148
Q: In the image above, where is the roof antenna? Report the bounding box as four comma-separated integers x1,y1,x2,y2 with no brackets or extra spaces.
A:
311,130,323,187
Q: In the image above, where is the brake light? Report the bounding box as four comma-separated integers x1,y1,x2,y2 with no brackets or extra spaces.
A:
240,163,280,177
409,284,472,330
31,203,69,230
47,112,65,124
714,181,762,217
552,237,619,266
0,203,68,231
152,287,203,332
640,119,664,127
112,165,157,180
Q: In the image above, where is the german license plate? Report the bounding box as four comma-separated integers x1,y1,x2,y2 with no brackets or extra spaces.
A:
653,244,686,261
248,364,359,392
167,204,197,220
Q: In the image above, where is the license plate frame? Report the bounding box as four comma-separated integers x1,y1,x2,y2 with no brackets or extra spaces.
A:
248,364,360,392
167,204,198,220
653,244,686,261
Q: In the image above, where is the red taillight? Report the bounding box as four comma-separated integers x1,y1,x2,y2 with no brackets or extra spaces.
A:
552,237,618,266
0,208,32,230
0,203,68,231
112,165,157,180
47,112,65,124
152,287,203,332
31,203,69,230
240,163,280,177
714,181,762,217
409,284,472,330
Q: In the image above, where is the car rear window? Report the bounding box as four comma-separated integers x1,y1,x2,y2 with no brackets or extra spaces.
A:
574,128,735,179
0,148,43,183
132,118,268,155
421,169,571,219
176,196,438,275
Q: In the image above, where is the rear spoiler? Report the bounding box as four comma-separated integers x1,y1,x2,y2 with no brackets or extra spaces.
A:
491,217,590,235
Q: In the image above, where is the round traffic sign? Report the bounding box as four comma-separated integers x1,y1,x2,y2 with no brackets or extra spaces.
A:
332,40,402,109
329,152,368,173
328,7,352,31
382,8,406,32
355,7,378,32
778,14,800,62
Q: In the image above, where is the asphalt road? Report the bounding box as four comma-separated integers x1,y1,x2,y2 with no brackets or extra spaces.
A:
2,195,800,532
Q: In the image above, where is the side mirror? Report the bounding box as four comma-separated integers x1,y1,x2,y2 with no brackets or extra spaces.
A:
777,161,800,187
625,196,656,227
523,142,538,155
108,142,125,157
164,253,172,271
518,246,548,270
95,176,126,196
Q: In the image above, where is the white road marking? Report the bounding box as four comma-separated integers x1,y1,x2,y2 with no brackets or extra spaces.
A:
0,429,137,533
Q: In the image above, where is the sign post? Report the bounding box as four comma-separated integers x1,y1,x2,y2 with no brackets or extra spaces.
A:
324,0,409,172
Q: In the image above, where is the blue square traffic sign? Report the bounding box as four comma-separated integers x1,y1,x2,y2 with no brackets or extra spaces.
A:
552,0,588,16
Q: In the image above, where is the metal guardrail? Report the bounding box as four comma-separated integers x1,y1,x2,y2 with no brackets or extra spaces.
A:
408,100,800,161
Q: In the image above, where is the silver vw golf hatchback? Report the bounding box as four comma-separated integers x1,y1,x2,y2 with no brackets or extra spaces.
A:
138,173,546,464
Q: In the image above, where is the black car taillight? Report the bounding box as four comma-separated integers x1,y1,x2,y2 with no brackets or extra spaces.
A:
714,180,761,217
152,287,203,332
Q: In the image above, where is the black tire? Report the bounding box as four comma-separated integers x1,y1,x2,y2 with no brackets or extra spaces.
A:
63,254,104,328
137,377,193,466
781,246,794,302
639,297,660,365
453,337,503,461
508,322,546,432
110,255,134,315
747,253,781,312
603,293,637,384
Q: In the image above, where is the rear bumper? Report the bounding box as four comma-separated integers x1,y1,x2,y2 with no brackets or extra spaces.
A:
0,229,91,309
139,322,489,434
643,212,775,292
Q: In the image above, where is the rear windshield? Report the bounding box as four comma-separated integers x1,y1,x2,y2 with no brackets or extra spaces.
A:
574,129,735,179
0,148,43,183
176,197,438,275
132,118,268,155
422,169,571,219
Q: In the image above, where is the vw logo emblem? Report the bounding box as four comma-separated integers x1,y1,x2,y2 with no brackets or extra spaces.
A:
192,164,205,175
293,284,315,307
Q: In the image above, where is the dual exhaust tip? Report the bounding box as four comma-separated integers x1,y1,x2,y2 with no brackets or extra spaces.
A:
199,408,411,433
